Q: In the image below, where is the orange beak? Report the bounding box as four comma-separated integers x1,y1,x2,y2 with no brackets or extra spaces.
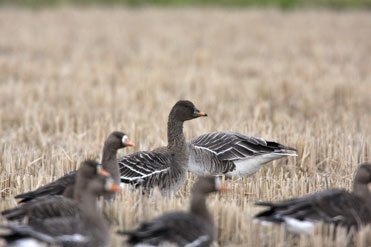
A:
109,183,122,193
99,169,110,177
193,111,208,117
219,185,229,192
124,140,135,147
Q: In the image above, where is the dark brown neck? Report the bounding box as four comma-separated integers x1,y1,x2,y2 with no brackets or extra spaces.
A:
73,174,86,201
62,185,75,199
167,119,186,151
353,182,371,204
102,142,120,184
190,191,213,224
78,191,109,240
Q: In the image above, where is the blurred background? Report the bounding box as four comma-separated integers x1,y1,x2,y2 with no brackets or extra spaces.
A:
0,0,371,8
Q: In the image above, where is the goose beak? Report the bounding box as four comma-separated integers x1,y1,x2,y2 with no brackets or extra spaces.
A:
193,109,208,117
124,140,135,147
218,185,229,192
109,183,122,193
99,169,110,177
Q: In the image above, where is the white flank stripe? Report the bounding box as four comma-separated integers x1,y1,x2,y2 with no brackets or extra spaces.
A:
134,244,156,247
253,219,274,226
14,239,47,247
57,234,88,242
185,235,210,247
284,217,315,236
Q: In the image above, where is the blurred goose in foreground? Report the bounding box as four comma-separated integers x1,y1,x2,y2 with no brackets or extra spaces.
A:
14,131,134,203
118,176,228,247
254,163,371,235
2,160,109,222
118,100,207,194
188,131,297,178
0,175,121,247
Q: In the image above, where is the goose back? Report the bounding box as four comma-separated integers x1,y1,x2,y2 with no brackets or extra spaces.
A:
3,160,109,222
14,171,77,203
255,163,371,234
13,131,132,203
1,176,120,247
119,176,226,247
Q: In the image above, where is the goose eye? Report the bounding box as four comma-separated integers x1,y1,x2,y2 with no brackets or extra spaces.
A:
122,135,128,145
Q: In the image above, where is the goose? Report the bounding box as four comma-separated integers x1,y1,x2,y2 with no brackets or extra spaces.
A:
2,160,109,222
254,163,371,235
188,131,297,178
118,100,207,194
0,174,121,247
118,176,228,247
14,131,134,203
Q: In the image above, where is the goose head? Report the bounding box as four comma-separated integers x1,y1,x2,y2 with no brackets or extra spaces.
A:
170,100,207,122
88,177,122,196
354,163,371,186
79,160,110,179
105,131,135,150
353,163,371,203
193,176,229,194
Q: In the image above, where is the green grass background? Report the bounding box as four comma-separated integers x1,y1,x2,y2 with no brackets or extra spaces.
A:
1,0,370,8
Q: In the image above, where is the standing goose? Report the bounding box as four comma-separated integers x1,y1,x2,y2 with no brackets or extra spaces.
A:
118,176,228,247
254,163,371,235
188,131,297,178
118,100,207,194
0,174,121,247
2,160,109,222
14,131,134,203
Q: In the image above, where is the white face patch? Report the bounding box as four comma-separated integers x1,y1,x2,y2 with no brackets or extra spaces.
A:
96,164,102,174
215,177,221,190
104,178,114,191
122,135,128,145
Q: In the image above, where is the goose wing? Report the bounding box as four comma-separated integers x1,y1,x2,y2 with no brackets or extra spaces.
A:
118,151,172,189
190,131,296,161
119,212,212,246
0,217,89,245
14,171,77,203
255,189,371,227
188,131,296,176
2,195,80,222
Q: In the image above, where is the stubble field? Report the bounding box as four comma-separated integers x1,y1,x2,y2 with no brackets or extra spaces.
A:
0,7,370,247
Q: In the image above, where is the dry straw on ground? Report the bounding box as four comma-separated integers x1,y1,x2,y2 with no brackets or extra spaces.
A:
0,7,370,247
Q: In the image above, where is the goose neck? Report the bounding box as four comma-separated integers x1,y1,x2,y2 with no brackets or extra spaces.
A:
102,142,118,163
78,191,108,232
190,191,212,224
167,119,186,151
101,143,120,184
353,183,371,204
73,174,85,201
